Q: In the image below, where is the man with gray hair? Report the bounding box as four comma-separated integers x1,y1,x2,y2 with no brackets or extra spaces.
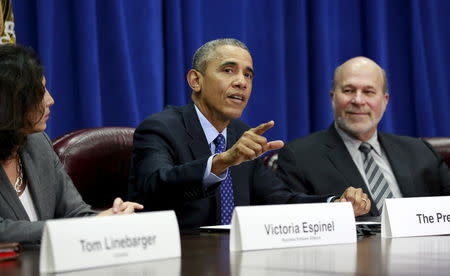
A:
276,56,450,216
129,39,370,229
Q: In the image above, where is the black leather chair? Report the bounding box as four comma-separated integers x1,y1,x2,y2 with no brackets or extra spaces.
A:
421,137,450,168
52,127,135,209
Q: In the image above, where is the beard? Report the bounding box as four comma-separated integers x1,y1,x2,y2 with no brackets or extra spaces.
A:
333,104,384,140
335,115,379,137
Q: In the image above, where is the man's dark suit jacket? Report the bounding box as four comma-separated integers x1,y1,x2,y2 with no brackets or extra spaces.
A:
276,125,450,216
128,104,329,229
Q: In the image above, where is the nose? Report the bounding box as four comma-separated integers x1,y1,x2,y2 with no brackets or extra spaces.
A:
351,91,365,105
232,73,248,90
44,90,55,107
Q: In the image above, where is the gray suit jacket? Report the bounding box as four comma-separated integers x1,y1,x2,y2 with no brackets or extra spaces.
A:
0,132,95,243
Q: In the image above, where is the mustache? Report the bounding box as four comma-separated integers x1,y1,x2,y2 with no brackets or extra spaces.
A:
346,107,370,113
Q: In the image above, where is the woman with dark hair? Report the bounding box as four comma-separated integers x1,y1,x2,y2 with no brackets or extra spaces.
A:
0,44,143,243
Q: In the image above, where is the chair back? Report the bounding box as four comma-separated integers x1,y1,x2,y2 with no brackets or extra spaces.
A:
263,151,279,171
52,127,135,209
421,137,450,168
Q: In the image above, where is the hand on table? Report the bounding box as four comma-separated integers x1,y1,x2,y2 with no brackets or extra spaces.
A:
334,187,371,216
98,197,144,216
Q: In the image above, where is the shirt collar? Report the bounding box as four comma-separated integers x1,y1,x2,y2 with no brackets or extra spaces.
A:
334,123,382,156
194,104,227,145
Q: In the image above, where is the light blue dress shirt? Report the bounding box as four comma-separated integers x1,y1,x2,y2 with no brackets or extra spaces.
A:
194,105,228,187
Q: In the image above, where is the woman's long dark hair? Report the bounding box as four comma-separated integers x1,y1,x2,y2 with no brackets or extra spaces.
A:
0,44,45,161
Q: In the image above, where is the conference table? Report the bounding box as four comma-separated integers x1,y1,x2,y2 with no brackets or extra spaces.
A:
3,232,450,275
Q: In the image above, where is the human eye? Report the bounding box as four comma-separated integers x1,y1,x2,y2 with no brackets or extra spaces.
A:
342,88,353,93
223,67,233,73
244,72,253,79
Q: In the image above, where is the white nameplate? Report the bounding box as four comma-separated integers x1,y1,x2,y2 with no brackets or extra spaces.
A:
230,202,356,251
40,211,181,273
382,196,450,238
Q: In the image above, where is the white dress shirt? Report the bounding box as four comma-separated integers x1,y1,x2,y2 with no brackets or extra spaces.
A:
19,185,39,222
335,124,403,198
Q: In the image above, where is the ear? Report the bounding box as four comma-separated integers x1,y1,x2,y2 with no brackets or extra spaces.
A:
382,92,389,111
187,69,202,93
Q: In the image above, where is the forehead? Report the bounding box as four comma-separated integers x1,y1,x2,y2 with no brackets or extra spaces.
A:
337,61,383,89
206,45,253,69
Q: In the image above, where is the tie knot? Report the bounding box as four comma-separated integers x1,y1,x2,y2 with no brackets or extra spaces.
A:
214,134,226,153
359,142,372,155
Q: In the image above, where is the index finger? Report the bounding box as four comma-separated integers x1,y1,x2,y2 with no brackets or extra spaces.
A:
112,197,123,213
124,202,144,210
250,120,275,135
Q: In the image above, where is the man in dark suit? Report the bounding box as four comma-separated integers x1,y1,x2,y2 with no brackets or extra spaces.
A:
276,56,450,216
128,39,370,229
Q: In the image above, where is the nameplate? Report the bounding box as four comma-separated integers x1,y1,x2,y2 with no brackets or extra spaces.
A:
39,211,181,273
381,196,450,238
230,202,356,251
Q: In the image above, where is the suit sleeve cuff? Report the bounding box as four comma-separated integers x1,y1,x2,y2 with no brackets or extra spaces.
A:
203,154,227,188
327,196,337,203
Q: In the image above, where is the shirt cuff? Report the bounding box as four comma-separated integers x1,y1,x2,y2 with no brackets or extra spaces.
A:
327,196,337,203
203,154,227,188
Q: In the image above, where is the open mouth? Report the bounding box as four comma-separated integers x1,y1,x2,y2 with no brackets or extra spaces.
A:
227,94,246,103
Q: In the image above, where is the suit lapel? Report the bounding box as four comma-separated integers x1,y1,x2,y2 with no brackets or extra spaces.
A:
182,104,228,222
379,133,414,196
226,122,247,205
181,105,248,208
325,126,379,215
226,122,238,153
0,158,30,220
182,104,212,160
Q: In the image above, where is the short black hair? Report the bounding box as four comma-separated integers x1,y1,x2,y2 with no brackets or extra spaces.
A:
192,38,250,73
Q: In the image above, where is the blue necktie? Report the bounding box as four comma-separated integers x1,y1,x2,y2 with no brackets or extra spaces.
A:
213,134,234,224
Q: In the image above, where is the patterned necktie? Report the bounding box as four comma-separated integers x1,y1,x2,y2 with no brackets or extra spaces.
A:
213,134,234,224
359,142,393,213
